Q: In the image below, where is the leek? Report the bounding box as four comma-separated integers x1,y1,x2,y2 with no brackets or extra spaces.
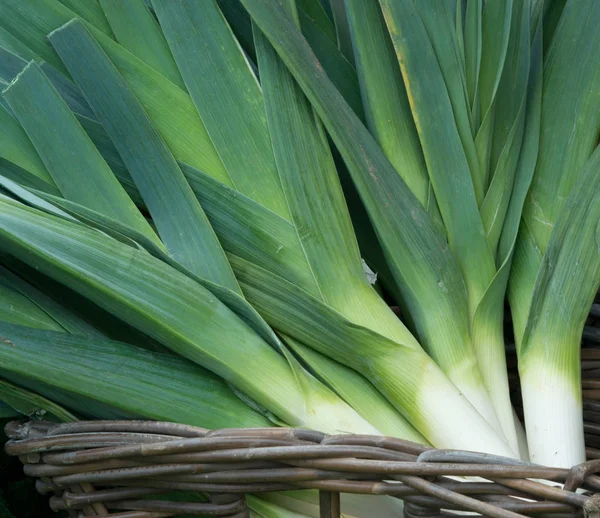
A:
0,0,598,482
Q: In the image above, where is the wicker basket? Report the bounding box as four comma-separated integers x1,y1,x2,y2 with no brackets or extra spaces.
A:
5,418,600,518
4,304,600,518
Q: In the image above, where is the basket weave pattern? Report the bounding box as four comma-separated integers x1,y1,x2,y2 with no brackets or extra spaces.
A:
5,419,600,518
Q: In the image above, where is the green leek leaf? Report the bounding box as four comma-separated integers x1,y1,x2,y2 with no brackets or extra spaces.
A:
3,61,158,245
98,0,185,88
151,0,290,219
49,20,239,291
0,323,271,428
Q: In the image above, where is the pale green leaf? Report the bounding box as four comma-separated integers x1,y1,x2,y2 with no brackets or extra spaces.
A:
0,322,271,428
151,0,290,219
0,0,231,184
3,61,159,245
98,0,185,87
49,19,240,292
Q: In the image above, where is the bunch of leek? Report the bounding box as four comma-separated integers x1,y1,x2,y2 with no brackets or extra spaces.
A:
0,0,597,487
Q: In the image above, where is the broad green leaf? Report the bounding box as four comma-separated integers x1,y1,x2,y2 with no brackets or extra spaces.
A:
56,0,112,34
378,0,496,316
241,0,499,428
522,0,600,252
479,0,513,118
412,0,482,204
0,0,86,74
230,253,513,455
151,0,290,220
75,114,144,207
345,0,431,209
256,1,495,433
472,13,543,456
0,0,230,184
38,61,94,119
49,19,239,292
0,323,271,429
210,0,364,118
4,178,389,439
541,0,566,54
497,13,543,267
3,61,159,245
4,256,166,351
0,46,33,83
510,0,600,344
98,0,185,88
0,197,375,434
10,181,298,356
0,378,77,422
181,163,318,295
2,162,443,445
255,16,411,343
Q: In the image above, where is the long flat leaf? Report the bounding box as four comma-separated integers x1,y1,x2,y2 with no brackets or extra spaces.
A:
286,336,428,443
0,197,376,434
510,0,600,343
4,256,166,351
299,9,363,120
518,145,600,466
0,323,271,429
230,253,513,455
216,0,257,61
2,174,385,438
49,19,240,292
0,277,64,331
464,0,482,116
3,61,159,245
0,0,108,74
345,0,431,209
480,0,530,254
98,0,185,88
475,0,512,185
151,0,290,220
255,14,412,345
328,0,354,65
0,0,231,185
412,0,482,204
378,0,496,317
0,25,40,63
242,0,500,430
297,0,336,43
0,102,52,185
471,10,543,455
181,163,318,295
56,0,113,34
0,158,60,196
